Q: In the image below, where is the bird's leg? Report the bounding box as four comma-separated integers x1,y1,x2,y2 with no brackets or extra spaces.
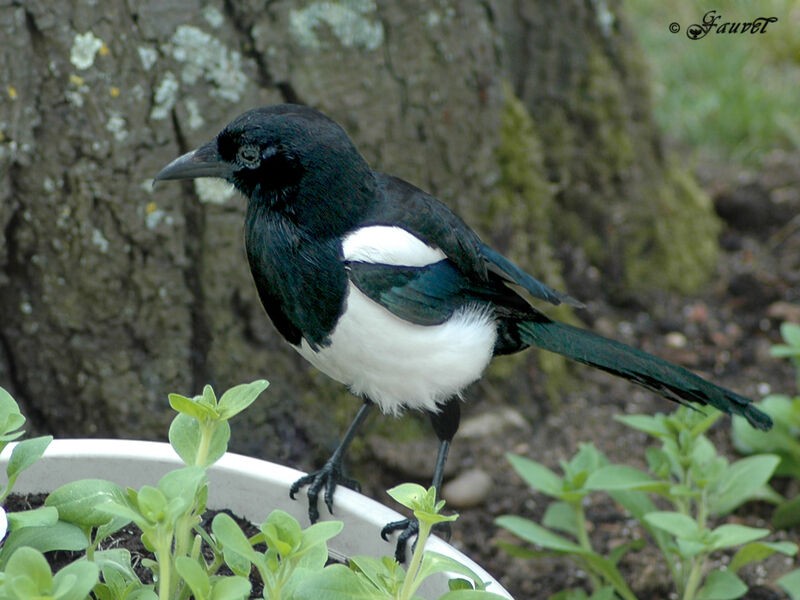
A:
290,400,372,523
381,398,460,562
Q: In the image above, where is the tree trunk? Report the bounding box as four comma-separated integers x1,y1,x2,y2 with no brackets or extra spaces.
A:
0,1,719,463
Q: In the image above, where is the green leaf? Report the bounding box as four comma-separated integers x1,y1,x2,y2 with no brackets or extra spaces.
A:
590,587,618,600
0,426,24,444
169,415,230,468
448,578,476,591
3,546,53,595
771,345,800,358
293,563,378,599
95,498,143,528
645,447,671,478
169,393,217,421
495,516,584,553
614,414,669,438
729,541,798,573
95,513,132,545
0,386,21,413
494,540,542,560
6,436,52,481
695,569,747,600
644,511,700,539
137,485,168,523
210,575,251,600
549,590,589,600
710,454,780,515
689,410,723,439
437,591,510,599
542,501,580,539
779,322,800,348
217,380,269,419
0,521,88,568
45,479,128,528
387,483,430,510
669,484,698,499
158,465,207,504
221,548,253,580
708,524,769,551
175,556,211,600
732,395,800,460
349,555,402,593
506,454,563,498
93,549,142,585
562,443,605,487
261,509,304,558
6,506,58,529
212,512,259,563
52,559,100,600
677,539,710,559
169,414,200,466
302,519,343,547
295,520,343,569
585,465,669,494
581,554,637,600
415,551,488,591
778,569,800,600
200,385,218,408
202,421,231,468
691,435,717,467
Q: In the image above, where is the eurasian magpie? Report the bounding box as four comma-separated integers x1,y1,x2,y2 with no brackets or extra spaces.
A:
155,104,772,561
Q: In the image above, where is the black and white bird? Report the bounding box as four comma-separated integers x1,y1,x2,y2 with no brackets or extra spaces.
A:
155,104,771,560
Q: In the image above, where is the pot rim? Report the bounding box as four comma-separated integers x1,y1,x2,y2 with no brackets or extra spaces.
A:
0,438,512,598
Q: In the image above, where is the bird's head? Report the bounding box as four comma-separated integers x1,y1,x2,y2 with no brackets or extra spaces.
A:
155,104,374,231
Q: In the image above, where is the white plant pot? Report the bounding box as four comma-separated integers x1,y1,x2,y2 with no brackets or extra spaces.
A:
1,439,512,599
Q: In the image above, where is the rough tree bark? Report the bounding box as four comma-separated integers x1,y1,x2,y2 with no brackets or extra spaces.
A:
0,1,719,465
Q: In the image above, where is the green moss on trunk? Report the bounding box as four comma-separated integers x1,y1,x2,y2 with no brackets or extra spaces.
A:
482,85,576,400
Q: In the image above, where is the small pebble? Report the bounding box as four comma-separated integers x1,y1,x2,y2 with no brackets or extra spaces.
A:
458,407,529,439
442,468,492,508
664,331,687,348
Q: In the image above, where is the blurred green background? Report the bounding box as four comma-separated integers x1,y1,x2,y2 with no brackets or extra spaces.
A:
626,0,800,165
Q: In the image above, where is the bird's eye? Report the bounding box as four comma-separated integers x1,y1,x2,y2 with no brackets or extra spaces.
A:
237,144,261,168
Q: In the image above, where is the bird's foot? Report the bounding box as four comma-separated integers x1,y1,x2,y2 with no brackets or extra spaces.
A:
380,517,452,563
289,458,361,523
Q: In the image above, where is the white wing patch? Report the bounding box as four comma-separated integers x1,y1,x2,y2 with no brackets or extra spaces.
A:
342,225,446,267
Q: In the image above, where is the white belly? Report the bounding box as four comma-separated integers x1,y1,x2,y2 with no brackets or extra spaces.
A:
294,283,497,415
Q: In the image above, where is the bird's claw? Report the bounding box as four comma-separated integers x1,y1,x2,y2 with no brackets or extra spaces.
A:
380,518,452,563
289,459,361,523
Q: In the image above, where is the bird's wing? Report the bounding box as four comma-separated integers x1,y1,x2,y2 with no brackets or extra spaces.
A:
367,173,583,308
346,259,531,326
478,243,584,308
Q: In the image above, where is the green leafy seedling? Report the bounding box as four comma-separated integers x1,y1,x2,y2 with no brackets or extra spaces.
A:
0,546,98,600
169,380,268,467
175,555,251,600
499,406,798,600
0,386,52,503
213,509,342,599
98,466,208,600
92,548,158,600
290,484,504,600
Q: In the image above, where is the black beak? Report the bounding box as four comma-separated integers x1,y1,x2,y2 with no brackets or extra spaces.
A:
153,140,234,184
